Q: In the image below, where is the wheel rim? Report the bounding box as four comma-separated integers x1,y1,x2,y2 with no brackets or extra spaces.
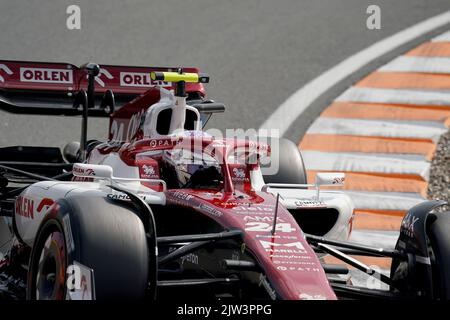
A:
35,230,66,300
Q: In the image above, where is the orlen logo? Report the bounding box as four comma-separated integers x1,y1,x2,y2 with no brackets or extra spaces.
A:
119,72,171,88
20,67,73,84
73,166,95,176
36,198,55,214
0,64,13,82
15,196,34,219
15,197,54,219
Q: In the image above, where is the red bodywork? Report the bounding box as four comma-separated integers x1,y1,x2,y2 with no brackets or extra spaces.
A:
103,135,337,300
167,187,337,300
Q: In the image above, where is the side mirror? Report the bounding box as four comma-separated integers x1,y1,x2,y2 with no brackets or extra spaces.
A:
315,172,345,187
314,172,345,200
72,163,113,180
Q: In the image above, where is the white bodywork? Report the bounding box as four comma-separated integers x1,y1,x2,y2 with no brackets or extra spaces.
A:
252,169,354,241
14,180,165,248
268,188,354,241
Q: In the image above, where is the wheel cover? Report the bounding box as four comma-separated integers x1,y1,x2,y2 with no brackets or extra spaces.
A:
35,230,66,300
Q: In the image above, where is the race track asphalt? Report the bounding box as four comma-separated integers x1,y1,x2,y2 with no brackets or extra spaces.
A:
1,0,450,148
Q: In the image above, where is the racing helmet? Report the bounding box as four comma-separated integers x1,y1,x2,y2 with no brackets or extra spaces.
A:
162,146,223,188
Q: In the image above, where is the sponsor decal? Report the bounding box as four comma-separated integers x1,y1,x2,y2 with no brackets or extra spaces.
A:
274,263,320,271
197,203,223,217
294,199,327,208
332,176,345,185
72,165,95,176
255,234,298,240
171,191,194,202
107,193,130,201
63,214,75,253
271,254,309,260
259,240,307,254
72,176,94,182
232,203,275,215
139,163,159,179
107,192,150,202
243,215,285,222
181,253,199,265
0,63,13,82
149,138,174,148
143,164,156,176
273,259,314,266
245,222,296,233
20,67,73,84
136,158,163,190
276,261,317,268
230,166,250,183
72,165,95,181
94,68,113,87
15,197,54,219
219,201,252,206
15,196,34,219
36,198,55,214
401,214,419,238
120,72,171,88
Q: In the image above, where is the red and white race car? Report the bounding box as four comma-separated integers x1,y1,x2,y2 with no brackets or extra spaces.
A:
0,61,449,300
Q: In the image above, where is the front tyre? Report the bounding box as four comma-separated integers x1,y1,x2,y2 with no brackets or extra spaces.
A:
262,138,308,185
27,194,150,300
427,211,450,299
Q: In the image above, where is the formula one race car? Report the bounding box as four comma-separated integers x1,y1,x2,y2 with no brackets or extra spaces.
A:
0,60,449,300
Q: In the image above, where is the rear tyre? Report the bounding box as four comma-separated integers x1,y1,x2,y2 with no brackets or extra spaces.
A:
427,212,450,299
262,138,308,184
27,194,150,300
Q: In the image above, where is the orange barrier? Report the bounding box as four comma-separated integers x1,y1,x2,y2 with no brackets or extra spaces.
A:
407,42,450,56
321,102,450,123
357,72,450,89
300,135,436,160
298,38,450,271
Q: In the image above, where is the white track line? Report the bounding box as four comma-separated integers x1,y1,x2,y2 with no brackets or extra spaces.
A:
336,87,450,107
260,10,450,135
342,191,425,211
379,56,450,73
301,151,430,179
307,117,447,142
349,230,399,250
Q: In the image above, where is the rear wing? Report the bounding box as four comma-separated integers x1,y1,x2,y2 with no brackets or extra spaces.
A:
0,60,206,117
